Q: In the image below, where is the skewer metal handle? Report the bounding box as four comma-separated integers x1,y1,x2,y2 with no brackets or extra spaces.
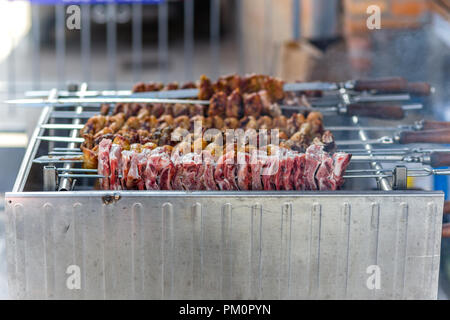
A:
346,103,404,120
399,129,450,144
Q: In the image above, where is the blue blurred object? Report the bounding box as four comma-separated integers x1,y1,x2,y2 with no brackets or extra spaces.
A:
434,168,449,200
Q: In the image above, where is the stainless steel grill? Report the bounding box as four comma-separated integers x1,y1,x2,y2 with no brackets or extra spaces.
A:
5,81,447,299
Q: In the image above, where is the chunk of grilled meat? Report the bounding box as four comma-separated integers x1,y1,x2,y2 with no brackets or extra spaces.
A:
243,92,263,118
226,88,243,118
208,91,227,117
198,74,214,100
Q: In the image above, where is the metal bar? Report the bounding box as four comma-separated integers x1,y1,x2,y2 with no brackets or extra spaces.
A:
8,97,209,106
53,147,82,152
12,104,54,192
32,4,40,90
210,0,220,79
41,124,84,130
339,85,392,190
350,155,408,162
43,166,57,191
59,174,104,179
327,126,401,131
7,15,16,116
184,0,194,82
107,3,117,89
355,116,392,190
55,4,66,89
236,0,245,73
24,82,414,98
81,4,91,84
264,0,272,74
292,0,301,40
58,83,88,191
37,122,413,133
57,168,97,173
49,151,83,156
50,111,99,119
37,136,85,143
158,1,169,83
335,136,394,146
132,3,143,82
33,156,83,164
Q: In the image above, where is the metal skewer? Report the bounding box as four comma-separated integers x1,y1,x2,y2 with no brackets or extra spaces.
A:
20,77,433,99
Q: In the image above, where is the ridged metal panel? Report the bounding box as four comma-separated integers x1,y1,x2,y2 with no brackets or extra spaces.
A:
5,191,443,299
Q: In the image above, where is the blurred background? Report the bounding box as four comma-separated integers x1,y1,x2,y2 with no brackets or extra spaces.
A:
0,0,449,299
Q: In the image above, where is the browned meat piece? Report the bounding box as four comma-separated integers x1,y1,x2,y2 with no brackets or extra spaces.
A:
94,133,114,146
263,77,284,101
172,103,189,117
132,82,146,93
208,91,227,117
80,115,107,135
239,116,258,130
243,92,263,117
163,82,179,91
159,127,173,146
145,82,164,92
257,116,273,130
81,133,95,150
212,115,224,130
224,117,240,129
224,74,242,92
100,104,110,116
193,137,207,152
242,74,266,93
321,130,336,152
259,90,271,114
188,104,205,117
173,115,190,130
94,126,114,139
137,129,152,144
81,146,98,169
279,131,289,140
136,106,150,120
123,116,140,130
171,127,189,144
214,76,230,94
112,135,131,151
286,113,305,137
306,111,323,122
126,103,143,118
113,103,125,115
116,130,139,145
214,74,241,94
151,104,166,118
191,115,213,130
226,88,242,118
181,82,197,89
198,74,214,100
298,122,311,136
272,115,287,131
157,114,174,126
141,115,158,131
